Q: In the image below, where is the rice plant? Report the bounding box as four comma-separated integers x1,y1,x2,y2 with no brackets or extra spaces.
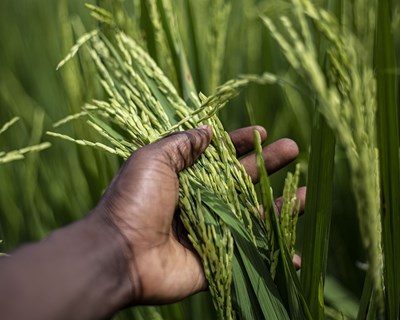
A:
263,0,398,318
1,0,399,319
50,12,309,316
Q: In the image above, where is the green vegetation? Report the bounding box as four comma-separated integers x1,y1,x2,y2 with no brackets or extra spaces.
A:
0,117,50,164
0,0,399,319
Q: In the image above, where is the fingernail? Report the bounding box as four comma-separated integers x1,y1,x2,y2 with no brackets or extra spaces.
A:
198,125,213,138
198,124,212,133
255,125,267,137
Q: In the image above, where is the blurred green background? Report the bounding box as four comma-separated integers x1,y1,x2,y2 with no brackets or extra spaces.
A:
1,0,398,318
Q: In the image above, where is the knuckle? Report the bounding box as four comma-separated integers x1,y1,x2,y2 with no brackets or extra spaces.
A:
131,128,208,172
165,131,203,168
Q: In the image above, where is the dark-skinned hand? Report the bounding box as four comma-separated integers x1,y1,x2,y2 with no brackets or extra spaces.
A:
94,125,306,305
0,125,306,320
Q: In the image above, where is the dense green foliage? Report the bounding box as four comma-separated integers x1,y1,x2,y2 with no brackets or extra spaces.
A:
0,0,399,319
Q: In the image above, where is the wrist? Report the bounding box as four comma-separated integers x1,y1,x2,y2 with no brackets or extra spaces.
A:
79,210,134,313
0,210,134,320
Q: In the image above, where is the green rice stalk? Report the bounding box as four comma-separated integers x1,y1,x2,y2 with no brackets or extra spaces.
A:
56,29,99,71
183,1,204,92
255,130,311,319
85,3,115,27
0,143,51,164
145,0,179,90
375,0,400,318
263,0,384,314
0,116,20,135
300,114,336,319
279,163,301,257
0,117,51,164
357,271,374,319
152,0,198,106
206,0,231,94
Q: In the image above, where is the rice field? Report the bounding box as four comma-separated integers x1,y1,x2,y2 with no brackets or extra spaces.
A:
0,0,399,319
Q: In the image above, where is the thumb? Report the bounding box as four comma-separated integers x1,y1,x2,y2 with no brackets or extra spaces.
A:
156,125,213,173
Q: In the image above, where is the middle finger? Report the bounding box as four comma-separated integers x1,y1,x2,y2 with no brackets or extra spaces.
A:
240,138,299,183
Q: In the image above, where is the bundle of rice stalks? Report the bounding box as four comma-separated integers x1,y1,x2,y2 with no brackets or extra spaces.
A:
49,4,308,319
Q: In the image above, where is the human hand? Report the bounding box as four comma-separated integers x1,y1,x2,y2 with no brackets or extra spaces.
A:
94,125,305,305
